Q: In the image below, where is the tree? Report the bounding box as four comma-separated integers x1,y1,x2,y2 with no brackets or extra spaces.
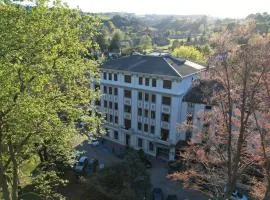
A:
0,1,101,199
85,150,151,200
173,24,270,199
139,35,152,50
109,30,123,52
171,40,180,50
173,46,206,63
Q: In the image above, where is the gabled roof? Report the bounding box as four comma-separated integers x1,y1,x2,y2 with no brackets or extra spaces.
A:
101,55,205,78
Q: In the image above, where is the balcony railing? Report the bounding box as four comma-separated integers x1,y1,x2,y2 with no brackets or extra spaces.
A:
124,98,131,105
161,105,170,113
124,113,131,119
161,121,170,129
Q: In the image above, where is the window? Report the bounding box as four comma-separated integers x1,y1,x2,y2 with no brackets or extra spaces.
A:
144,109,149,118
144,124,148,132
105,114,108,121
138,108,142,116
103,72,107,80
114,88,118,96
151,111,155,119
152,79,156,87
161,113,170,122
109,87,112,94
161,128,169,141
151,94,156,103
114,74,118,81
162,96,171,105
109,73,112,80
205,105,212,110
114,131,119,140
109,114,113,122
94,84,100,91
138,122,142,130
149,142,154,152
124,119,131,130
114,103,118,110
124,105,131,113
150,126,155,134
145,78,149,86
186,113,193,125
104,100,107,108
138,92,142,100
138,138,143,148
139,77,143,85
163,80,172,89
95,100,101,106
105,128,109,136
115,116,118,124
103,86,107,93
124,75,131,83
124,90,132,98
109,101,112,109
145,93,149,101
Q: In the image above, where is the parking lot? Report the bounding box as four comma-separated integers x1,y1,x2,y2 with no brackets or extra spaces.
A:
75,139,209,200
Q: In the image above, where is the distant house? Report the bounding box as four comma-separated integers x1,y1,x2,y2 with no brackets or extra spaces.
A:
93,53,207,160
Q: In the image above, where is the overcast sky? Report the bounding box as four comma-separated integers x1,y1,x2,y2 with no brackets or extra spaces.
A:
62,0,269,18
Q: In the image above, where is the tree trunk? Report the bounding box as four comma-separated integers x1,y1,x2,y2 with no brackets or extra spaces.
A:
0,172,11,200
264,183,270,200
11,153,19,200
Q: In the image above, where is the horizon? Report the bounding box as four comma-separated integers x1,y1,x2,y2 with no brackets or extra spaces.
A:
62,0,270,19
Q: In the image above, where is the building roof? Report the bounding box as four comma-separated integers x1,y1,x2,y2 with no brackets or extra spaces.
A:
183,80,223,104
101,55,205,77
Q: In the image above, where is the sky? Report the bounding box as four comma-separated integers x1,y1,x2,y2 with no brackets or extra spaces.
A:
62,0,270,18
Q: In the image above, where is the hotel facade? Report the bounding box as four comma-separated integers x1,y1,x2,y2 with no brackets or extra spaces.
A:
95,54,206,160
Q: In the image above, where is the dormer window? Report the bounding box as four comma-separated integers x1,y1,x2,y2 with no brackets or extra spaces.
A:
124,75,131,83
163,80,172,89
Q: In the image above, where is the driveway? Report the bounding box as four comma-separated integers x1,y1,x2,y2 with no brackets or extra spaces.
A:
76,139,209,200
149,158,209,200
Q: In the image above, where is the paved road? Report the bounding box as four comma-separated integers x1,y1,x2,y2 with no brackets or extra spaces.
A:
76,139,209,200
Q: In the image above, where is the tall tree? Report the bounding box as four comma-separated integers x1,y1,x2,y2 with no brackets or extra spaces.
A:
0,1,101,199
139,35,152,50
173,24,270,199
173,46,206,63
109,30,123,52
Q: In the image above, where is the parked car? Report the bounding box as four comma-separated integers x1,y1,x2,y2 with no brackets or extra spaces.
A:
74,156,88,172
231,190,248,200
224,187,248,200
166,194,178,200
152,188,164,200
88,137,99,146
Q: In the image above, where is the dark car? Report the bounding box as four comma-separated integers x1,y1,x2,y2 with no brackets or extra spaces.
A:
166,194,178,200
152,188,164,200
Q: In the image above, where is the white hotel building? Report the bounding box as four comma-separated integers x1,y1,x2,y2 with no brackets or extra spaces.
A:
95,54,206,160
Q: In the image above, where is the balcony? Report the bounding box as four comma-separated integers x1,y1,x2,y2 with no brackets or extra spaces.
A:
161,121,170,129
161,105,170,113
150,119,155,126
114,96,118,102
124,113,131,120
137,116,142,122
109,95,113,101
124,98,131,105
144,102,149,109
109,109,113,114
138,101,143,107
144,117,149,124
151,104,156,110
